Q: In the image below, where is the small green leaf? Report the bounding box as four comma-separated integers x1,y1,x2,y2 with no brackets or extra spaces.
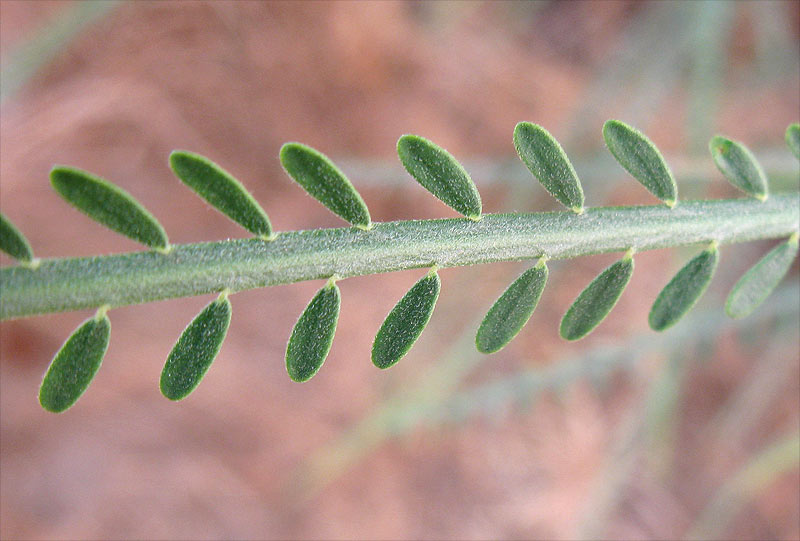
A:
160,292,232,400
476,258,548,353
39,307,111,413
170,151,273,238
785,123,800,160
397,135,482,220
560,252,634,341
286,279,341,382
513,122,584,213
649,243,719,331
372,268,440,369
0,212,34,264
280,143,371,230
709,136,768,201
603,120,678,207
726,233,799,319
50,166,169,251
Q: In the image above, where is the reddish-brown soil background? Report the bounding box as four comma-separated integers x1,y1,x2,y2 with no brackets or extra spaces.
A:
1,2,798,539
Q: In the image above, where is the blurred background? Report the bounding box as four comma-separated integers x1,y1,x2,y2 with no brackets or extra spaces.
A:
1,1,798,539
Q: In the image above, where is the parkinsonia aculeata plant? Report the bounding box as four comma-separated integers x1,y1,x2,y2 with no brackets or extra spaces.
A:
1,120,798,412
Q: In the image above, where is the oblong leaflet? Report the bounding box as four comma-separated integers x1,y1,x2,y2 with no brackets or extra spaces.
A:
0,212,34,264
603,120,677,207
726,234,799,319
513,122,584,212
785,124,800,160
280,143,371,229
39,308,110,413
50,166,169,250
170,151,273,238
397,135,482,220
286,280,341,382
160,293,232,400
709,136,768,201
560,254,634,341
649,243,719,331
372,269,440,369
476,260,548,353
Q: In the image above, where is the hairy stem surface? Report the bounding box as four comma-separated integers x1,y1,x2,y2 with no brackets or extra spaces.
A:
2,196,797,319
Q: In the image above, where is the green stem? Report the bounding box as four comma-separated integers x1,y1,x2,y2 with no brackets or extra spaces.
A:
2,196,798,320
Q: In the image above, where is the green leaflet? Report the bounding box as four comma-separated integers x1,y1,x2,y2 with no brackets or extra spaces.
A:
286,279,341,382
709,136,768,201
397,135,482,220
50,166,169,251
476,258,548,353
160,292,232,400
603,120,678,207
649,243,719,331
560,252,634,341
513,122,584,213
372,268,440,369
280,143,371,230
0,212,34,264
726,234,799,319
39,307,110,413
170,151,273,238
785,124,800,160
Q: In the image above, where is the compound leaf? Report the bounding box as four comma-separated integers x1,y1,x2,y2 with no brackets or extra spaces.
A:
170,150,273,238
39,308,110,413
560,254,634,340
785,123,800,160
160,292,232,401
51,166,169,250
603,120,677,207
513,122,584,212
649,243,719,331
372,268,440,369
0,212,34,263
280,143,371,230
726,234,799,319
476,259,548,353
397,135,482,220
286,280,340,382
709,136,768,201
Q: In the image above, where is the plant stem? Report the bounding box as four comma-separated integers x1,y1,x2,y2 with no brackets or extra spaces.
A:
2,195,797,320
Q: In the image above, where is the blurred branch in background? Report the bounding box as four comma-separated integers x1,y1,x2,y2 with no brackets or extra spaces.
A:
565,1,798,153
577,308,799,538
297,283,799,524
687,432,799,540
686,1,732,152
0,1,122,103
564,2,697,150
748,1,800,83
